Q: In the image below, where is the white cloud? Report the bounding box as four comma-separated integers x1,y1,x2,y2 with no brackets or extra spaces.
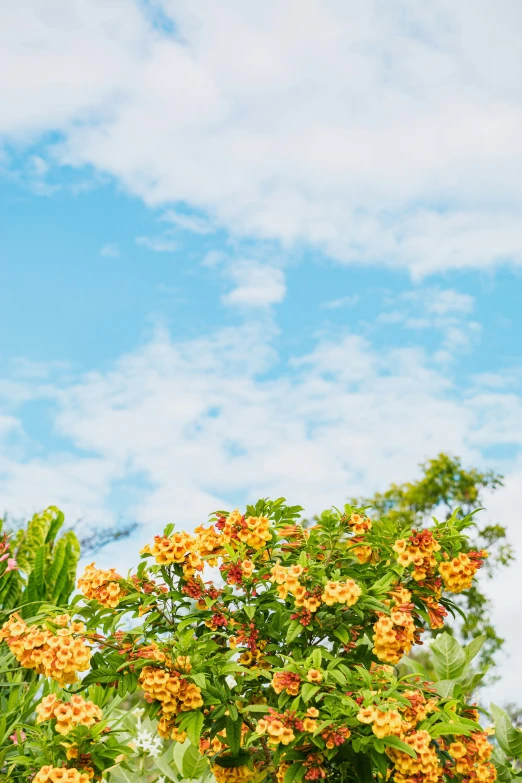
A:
404,287,475,316
320,295,359,310
161,210,214,235
376,287,480,360
100,242,120,257
222,261,286,307
3,1,522,272
136,235,178,253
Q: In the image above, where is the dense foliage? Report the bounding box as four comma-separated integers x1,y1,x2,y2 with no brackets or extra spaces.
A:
355,453,514,666
2,498,522,783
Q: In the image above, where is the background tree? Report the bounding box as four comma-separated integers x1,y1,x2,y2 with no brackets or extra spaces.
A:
353,453,514,668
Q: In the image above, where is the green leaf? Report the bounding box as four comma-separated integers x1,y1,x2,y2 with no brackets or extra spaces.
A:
333,627,349,644
433,680,456,698
191,672,207,689
368,572,396,595
301,684,320,703
46,539,67,593
286,620,302,644
382,736,417,759
46,509,65,543
284,763,306,783
182,743,209,779
430,722,473,738
491,704,522,759
226,716,243,756
214,752,251,768
186,711,204,747
311,649,322,669
431,633,467,680
463,634,486,665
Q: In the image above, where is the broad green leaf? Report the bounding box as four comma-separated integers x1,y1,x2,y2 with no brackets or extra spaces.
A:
382,736,417,759
430,722,473,738
182,743,209,779
286,620,302,643
213,751,251,768
433,680,456,698
491,704,522,760
311,649,322,668
431,633,467,680
284,763,306,783
301,684,320,703
463,634,486,665
333,627,349,644
186,711,204,747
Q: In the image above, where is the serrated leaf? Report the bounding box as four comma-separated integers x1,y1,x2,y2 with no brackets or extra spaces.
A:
191,672,207,689
226,716,243,756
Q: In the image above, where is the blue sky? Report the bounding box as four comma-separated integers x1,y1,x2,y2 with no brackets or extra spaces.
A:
2,0,522,703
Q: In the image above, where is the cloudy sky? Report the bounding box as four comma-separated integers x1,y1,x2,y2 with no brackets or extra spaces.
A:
2,0,522,702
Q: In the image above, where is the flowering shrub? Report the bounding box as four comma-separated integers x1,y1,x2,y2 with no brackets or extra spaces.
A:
1,498,521,782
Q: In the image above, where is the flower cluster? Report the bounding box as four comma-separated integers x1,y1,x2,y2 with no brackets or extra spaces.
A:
141,532,203,578
272,670,301,695
36,694,102,735
386,729,443,783
357,705,403,738
321,579,361,606
257,708,302,746
0,613,90,685
77,563,127,608
347,512,372,535
449,733,496,783
269,563,321,612
439,551,487,593
372,608,417,663
138,663,203,739
217,510,272,551
357,689,438,740
212,764,255,783
392,530,441,580
33,767,94,782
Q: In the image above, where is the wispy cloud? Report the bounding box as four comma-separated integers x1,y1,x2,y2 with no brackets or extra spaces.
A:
100,243,121,258
161,210,214,235
136,235,178,253
376,287,480,361
320,295,359,310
